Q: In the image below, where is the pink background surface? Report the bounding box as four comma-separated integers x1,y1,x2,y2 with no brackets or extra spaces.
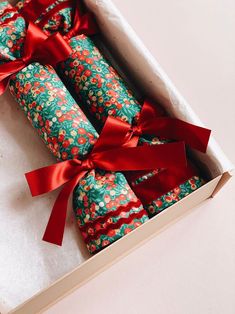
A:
43,0,235,313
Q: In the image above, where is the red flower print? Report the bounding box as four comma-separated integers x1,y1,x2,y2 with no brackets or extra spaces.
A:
86,58,94,65
82,50,90,56
51,137,57,144
107,230,116,237
155,200,163,207
77,137,86,145
58,134,65,142
109,201,115,208
56,110,62,117
84,70,92,77
78,128,86,134
119,194,126,200
89,245,97,253
87,132,94,139
62,140,70,148
174,187,181,194
124,228,132,235
87,228,94,235
105,101,111,107
116,103,122,109
148,206,155,214
165,196,172,203
102,240,110,247
71,147,79,155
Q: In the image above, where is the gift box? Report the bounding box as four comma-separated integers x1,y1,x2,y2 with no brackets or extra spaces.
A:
0,0,233,313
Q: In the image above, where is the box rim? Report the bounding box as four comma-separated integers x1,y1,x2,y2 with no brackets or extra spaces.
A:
8,174,223,314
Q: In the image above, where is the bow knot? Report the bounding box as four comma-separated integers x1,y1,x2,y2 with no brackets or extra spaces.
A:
25,116,186,246
0,21,72,95
21,54,32,66
81,158,94,171
135,100,211,153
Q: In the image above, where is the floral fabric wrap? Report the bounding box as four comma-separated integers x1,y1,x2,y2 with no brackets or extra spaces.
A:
16,0,206,216
0,2,149,253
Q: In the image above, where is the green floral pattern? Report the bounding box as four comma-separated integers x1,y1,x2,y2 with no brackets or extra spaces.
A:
0,2,149,253
147,176,204,216
58,35,205,217
59,35,142,125
15,0,206,218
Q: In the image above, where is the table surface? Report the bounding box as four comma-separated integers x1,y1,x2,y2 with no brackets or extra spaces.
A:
45,1,235,313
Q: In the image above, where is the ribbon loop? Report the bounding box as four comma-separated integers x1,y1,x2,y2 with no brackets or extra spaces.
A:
137,100,211,153
25,116,187,246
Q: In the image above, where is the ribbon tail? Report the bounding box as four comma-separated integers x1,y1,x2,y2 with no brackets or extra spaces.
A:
93,142,187,171
0,78,9,95
0,60,26,95
131,162,198,204
42,171,87,246
142,118,211,153
25,159,79,196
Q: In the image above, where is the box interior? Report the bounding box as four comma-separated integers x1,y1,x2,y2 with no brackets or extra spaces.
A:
0,0,233,313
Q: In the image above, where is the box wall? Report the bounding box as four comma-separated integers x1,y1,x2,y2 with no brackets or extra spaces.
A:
9,175,222,314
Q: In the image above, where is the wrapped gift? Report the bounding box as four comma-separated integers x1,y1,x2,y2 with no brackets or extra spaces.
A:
0,2,163,254
17,0,211,217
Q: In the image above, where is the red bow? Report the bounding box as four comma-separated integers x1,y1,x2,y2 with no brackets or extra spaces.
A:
21,0,98,39
108,99,210,204
123,99,211,153
25,117,186,246
0,22,72,95
120,99,211,204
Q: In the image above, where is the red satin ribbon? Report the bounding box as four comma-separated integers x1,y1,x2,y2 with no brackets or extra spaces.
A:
25,117,186,246
120,99,211,204
0,22,72,95
126,99,211,153
20,0,56,22
20,0,98,39
130,163,198,205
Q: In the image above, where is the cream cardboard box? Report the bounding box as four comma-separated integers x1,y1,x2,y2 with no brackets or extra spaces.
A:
0,0,234,313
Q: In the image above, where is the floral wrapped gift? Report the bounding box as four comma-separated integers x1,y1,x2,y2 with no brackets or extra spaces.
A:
0,2,165,254
17,0,211,217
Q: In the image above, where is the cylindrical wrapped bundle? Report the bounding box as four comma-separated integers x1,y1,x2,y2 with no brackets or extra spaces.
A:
0,2,149,253
16,0,209,217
